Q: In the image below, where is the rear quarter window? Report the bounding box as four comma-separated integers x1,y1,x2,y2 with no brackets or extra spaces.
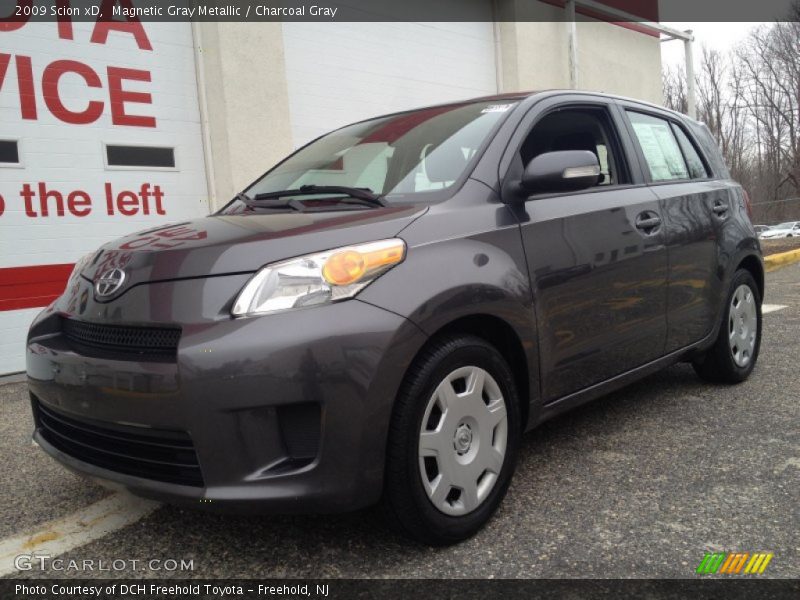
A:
685,121,728,179
671,125,709,179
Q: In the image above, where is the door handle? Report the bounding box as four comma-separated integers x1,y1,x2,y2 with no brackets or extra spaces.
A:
635,212,662,234
712,200,728,216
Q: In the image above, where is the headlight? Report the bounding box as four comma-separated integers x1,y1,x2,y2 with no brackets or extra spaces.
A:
232,238,406,317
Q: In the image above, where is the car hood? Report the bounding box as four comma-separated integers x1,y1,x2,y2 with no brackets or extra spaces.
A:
79,205,427,295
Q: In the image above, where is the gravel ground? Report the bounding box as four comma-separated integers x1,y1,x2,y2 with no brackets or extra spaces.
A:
3,262,799,579
0,383,110,539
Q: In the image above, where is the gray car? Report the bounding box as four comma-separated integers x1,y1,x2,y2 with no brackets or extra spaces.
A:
27,91,763,545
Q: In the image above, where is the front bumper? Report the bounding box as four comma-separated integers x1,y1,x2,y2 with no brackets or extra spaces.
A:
27,274,425,512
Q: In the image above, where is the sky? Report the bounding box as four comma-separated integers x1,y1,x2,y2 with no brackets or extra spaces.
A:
660,22,764,69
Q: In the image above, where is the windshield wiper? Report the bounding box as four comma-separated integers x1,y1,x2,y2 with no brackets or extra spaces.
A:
251,185,386,207
228,191,303,212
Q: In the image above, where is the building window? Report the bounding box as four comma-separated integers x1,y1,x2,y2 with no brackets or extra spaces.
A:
105,145,176,168
0,140,20,165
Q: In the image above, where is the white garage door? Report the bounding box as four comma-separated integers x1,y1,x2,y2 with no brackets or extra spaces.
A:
282,13,498,146
0,21,208,375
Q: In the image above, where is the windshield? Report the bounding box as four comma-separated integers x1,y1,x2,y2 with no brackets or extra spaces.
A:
230,100,517,209
776,222,796,228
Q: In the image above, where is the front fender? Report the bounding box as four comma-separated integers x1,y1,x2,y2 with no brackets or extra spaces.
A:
358,197,540,413
364,237,533,336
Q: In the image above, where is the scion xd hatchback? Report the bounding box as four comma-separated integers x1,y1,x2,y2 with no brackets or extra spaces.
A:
27,91,763,545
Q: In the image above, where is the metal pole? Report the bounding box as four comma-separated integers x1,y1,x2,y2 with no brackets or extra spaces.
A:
491,0,504,93
572,0,696,114
575,0,693,41
684,31,696,119
191,22,218,211
566,0,578,89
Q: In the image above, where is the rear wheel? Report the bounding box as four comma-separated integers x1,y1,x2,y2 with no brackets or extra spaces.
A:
693,269,761,383
382,335,520,545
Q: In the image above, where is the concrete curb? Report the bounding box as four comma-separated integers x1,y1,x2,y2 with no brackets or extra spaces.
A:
0,372,25,385
764,248,800,272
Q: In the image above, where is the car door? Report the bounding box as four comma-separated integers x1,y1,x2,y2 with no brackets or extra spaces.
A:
620,108,728,352
501,97,668,403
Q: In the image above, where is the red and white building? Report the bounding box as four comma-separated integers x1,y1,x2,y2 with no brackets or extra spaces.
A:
0,0,662,374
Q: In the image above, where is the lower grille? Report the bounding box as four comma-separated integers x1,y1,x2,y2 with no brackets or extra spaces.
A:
61,318,180,360
34,398,203,487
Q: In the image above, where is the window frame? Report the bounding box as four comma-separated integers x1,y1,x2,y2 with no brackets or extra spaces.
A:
500,99,638,202
0,138,23,169
621,108,716,186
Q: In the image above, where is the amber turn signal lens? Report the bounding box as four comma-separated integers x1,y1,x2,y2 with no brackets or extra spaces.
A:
322,250,366,285
322,240,405,286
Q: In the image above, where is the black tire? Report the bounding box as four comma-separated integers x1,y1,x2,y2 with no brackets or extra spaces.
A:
381,335,521,546
693,269,762,383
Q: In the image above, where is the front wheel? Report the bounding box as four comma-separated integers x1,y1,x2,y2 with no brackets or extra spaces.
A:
693,269,762,383
382,335,521,545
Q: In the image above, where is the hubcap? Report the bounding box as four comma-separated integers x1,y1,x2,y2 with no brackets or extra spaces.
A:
728,284,758,367
418,366,508,516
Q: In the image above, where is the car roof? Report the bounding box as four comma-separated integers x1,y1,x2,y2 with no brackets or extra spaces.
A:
377,89,699,127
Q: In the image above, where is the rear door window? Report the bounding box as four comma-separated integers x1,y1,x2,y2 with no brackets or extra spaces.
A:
626,111,689,182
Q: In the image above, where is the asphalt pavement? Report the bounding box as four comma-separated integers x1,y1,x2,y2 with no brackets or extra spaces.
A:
2,262,798,579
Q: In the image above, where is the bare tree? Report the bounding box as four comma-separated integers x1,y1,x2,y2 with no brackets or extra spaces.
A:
662,64,688,114
737,21,799,202
695,48,749,182
662,3,800,221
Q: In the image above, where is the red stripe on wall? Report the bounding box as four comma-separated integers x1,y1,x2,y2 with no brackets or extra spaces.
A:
0,264,74,312
595,0,658,21
539,0,661,38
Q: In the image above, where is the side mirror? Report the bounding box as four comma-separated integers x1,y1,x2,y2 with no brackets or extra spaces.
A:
518,150,601,196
